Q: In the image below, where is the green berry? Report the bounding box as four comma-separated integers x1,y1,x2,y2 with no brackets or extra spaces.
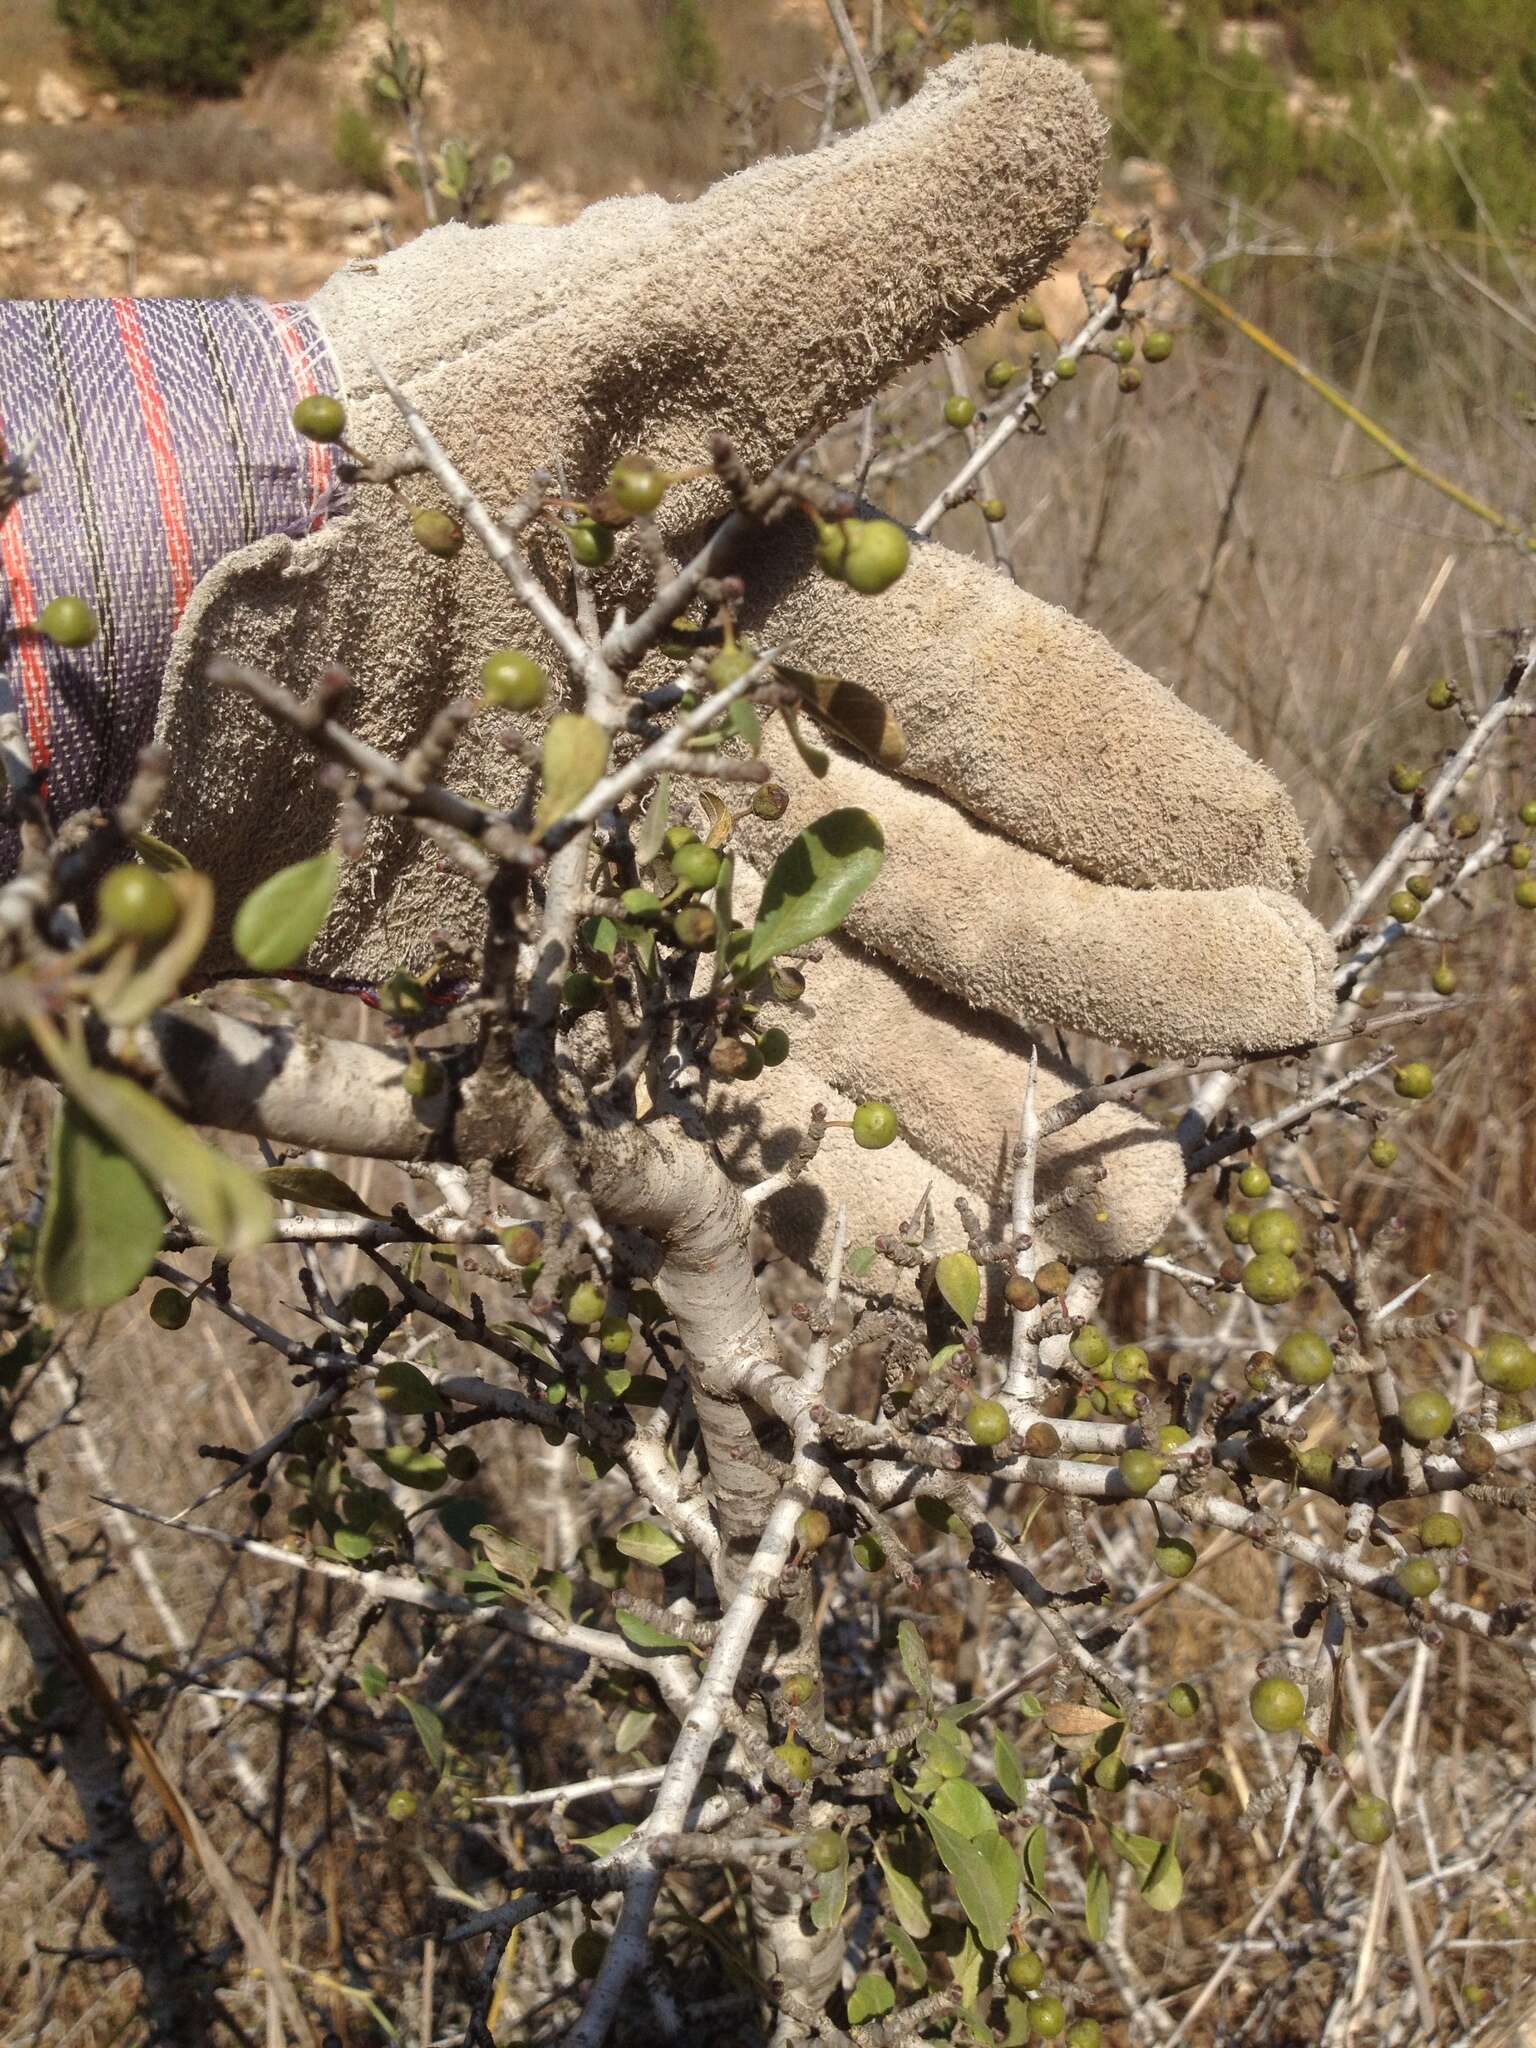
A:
851,1101,898,1149
1247,1208,1300,1257
1117,365,1142,393
1275,1330,1333,1388
1431,962,1456,996
756,1027,790,1067
148,1286,191,1331
1141,330,1174,362
1110,334,1135,364
571,1930,607,1978
620,887,662,920
1399,1389,1453,1443
1424,677,1454,710
1395,1555,1440,1599
1243,1251,1302,1305
97,864,178,943
443,1444,479,1480
411,508,464,558
38,595,99,648
1069,1325,1110,1370
1295,1447,1336,1489
1238,1164,1271,1199
1249,1676,1305,1733
1514,878,1536,910
706,644,756,691
670,841,722,891
1053,354,1078,381
851,1532,885,1572
1111,1344,1150,1384
480,648,548,710
840,518,910,596
980,496,1007,522
1346,1794,1396,1846
805,1828,843,1872
607,454,668,516
1508,843,1532,870
1368,1137,1398,1169
1451,811,1479,839
1224,1209,1252,1245
1522,800,1536,829
984,359,1015,391
385,1788,417,1823
1406,872,1434,900
796,1508,832,1552
1475,1332,1536,1394
1017,300,1047,330
566,1281,608,1326
1066,2024,1102,2048
347,1284,390,1326
1153,1536,1196,1579
965,1399,1010,1448
1418,1512,1462,1550
1006,1947,1045,1992
599,1315,633,1355
1158,1423,1190,1451
943,394,976,429
773,1740,813,1784
292,394,346,443
401,1054,443,1097
1117,1448,1162,1496
1394,1063,1434,1100
568,518,615,568
814,517,848,579
1028,1995,1067,2038
662,824,698,855
1388,890,1421,923
1388,763,1422,795
1166,1680,1201,1718
671,905,717,949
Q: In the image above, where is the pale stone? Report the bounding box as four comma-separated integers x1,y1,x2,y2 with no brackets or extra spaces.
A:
35,69,89,124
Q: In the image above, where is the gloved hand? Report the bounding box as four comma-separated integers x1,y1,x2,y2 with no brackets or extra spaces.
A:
6,47,1335,1276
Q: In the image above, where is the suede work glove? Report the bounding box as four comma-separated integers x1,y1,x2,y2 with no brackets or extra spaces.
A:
1,47,1334,1278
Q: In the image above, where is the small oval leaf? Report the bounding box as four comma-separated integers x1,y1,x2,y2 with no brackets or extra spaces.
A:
233,852,340,972
936,1250,981,1326
536,714,609,831
37,1099,166,1313
258,1165,383,1219
743,807,884,972
615,1519,683,1567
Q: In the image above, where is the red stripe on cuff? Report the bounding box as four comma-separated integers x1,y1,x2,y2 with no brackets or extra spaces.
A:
0,422,53,777
266,301,332,531
111,296,197,622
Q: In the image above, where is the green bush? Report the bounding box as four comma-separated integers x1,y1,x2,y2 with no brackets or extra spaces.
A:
333,103,391,193
652,0,719,118
57,0,321,97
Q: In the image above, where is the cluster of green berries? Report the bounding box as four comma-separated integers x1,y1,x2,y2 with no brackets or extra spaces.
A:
815,515,910,596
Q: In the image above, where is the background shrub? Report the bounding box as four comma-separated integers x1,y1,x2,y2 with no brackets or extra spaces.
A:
57,0,322,96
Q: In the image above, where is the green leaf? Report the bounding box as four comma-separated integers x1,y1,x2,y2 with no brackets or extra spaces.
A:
333,1527,374,1562
976,1829,1022,1925
233,852,340,972
923,1814,1013,1953
258,1166,383,1219
614,1708,656,1754
743,808,884,972
614,1608,692,1653
375,1361,439,1415
471,1525,540,1583
616,1519,683,1567
403,1697,445,1775
874,1837,932,1939
536,713,608,831
993,1733,1026,1811
810,1829,850,1932
635,772,671,864
724,698,763,751
898,1619,932,1711
366,1443,448,1492
1083,1854,1110,1942
1105,1822,1182,1910
37,1098,166,1312
886,1922,928,1985
779,703,830,777
930,1778,997,1841
1021,1823,1051,1917
847,1973,895,2025
936,1250,981,1326
129,828,191,872
357,1661,389,1701
572,1821,634,1857
952,1923,989,2003
845,1245,878,1278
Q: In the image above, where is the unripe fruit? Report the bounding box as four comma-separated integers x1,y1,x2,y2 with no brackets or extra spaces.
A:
1368,1136,1398,1169
1346,1794,1396,1846
1394,1063,1434,1100
1243,1251,1302,1305
1111,1344,1150,1383
851,1532,885,1572
1238,1163,1271,1199
1023,1421,1060,1457
796,1508,832,1551
1425,677,1454,710
670,841,722,892
347,1283,389,1325
1117,1448,1162,1496
671,905,717,949
599,1315,632,1355
149,1286,191,1331
1117,365,1142,393
943,394,976,428
1028,1995,1067,2038
840,518,910,596
751,783,790,821
1006,1273,1040,1311
568,518,615,568
1475,1332,1536,1394
1110,334,1135,364
980,496,1006,522
781,1671,816,1707
566,1281,608,1326
1158,1423,1190,1451
1431,961,1456,996
1248,1208,1300,1257
1017,300,1047,330
1099,1380,1138,1418
1053,354,1078,380
481,648,548,710
984,359,1015,390
1354,982,1382,1009
1295,1447,1335,1489
772,1740,814,1784
1395,1555,1440,1599
1418,1512,1463,1550
411,508,464,558
1224,1210,1251,1245
1007,1948,1045,1992
805,1828,843,1872
1153,1536,1196,1579
965,1399,1010,1447
1388,762,1422,795
608,454,667,516
1142,330,1174,362
1388,890,1421,923
444,1444,480,1480
499,1225,541,1265
1523,800,1536,828
292,394,346,443
1035,1260,1070,1298
571,1930,607,1977
1399,1388,1453,1443
1166,1680,1201,1718
1069,1325,1110,1370
706,644,756,691
38,595,99,647
385,1788,417,1823
1249,1675,1305,1732
1451,811,1479,839
1515,878,1536,910
1275,1330,1333,1387
1066,2023,1102,2048
620,887,662,920
851,1101,898,1149
757,1027,790,1067
1509,843,1532,869
663,824,698,854
98,864,178,943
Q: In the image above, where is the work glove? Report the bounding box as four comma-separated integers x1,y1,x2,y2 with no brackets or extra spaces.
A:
2,47,1335,1279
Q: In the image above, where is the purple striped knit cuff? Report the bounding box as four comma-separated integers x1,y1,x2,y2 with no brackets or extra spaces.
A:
0,295,345,868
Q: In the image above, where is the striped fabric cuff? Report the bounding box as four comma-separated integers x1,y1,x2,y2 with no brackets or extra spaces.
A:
0,295,345,864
